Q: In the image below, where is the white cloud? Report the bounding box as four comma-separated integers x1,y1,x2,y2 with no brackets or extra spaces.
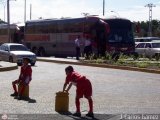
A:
107,5,160,22
0,0,160,23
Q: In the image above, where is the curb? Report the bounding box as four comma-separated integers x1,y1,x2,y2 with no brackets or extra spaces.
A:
0,65,18,72
37,58,160,74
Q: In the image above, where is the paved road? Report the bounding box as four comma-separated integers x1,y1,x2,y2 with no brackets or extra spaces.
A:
0,61,160,116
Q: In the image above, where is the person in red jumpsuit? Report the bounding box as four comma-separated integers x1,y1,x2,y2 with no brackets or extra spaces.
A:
10,58,32,100
63,66,94,118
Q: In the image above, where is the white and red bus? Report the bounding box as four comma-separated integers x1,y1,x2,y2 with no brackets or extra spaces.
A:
0,23,22,44
24,16,135,57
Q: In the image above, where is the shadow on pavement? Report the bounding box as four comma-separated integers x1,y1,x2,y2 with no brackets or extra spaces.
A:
28,98,37,103
12,96,37,103
57,112,117,120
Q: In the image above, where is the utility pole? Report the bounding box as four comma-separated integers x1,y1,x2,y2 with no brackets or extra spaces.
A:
24,0,26,23
103,0,105,16
4,4,5,21
7,0,10,42
30,4,32,20
145,3,156,37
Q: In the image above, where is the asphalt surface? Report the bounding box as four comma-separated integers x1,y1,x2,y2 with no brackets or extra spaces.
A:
0,61,160,120
0,61,17,68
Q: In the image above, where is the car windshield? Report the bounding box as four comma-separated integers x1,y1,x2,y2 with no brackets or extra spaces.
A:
152,43,160,48
10,45,29,51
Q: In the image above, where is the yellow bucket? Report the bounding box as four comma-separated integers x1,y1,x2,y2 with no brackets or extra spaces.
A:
55,91,69,112
18,84,29,98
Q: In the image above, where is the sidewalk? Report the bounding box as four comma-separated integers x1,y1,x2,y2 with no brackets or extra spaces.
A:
37,57,80,63
1,113,121,120
1,57,159,74
0,61,18,72
37,57,160,74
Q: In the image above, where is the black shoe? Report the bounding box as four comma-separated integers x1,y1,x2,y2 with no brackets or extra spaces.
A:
86,112,94,118
10,92,18,97
17,95,23,100
72,112,81,117
14,96,18,99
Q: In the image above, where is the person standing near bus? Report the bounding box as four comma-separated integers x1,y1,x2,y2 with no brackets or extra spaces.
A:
75,35,81,60
63,66,94,118
84,35,92,59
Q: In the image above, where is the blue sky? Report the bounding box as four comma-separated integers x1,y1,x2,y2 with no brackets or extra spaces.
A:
0,0,160,23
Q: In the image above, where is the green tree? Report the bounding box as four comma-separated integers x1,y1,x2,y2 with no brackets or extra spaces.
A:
0,18,6,24
134,20,160,37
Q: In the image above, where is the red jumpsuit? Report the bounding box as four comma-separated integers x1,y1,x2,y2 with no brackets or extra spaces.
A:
12,65,32,95
65,71,92,98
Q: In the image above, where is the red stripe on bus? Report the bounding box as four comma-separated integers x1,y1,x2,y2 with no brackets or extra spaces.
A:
68,35,82,40
0,35,8,42
25,34,50,41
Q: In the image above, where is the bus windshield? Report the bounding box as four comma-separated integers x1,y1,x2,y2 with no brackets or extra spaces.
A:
108,30,133,43
104,18,134,44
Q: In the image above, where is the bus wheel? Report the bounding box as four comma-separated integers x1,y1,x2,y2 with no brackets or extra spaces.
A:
32,47,37,55
9,56,13,63
38,48,46,57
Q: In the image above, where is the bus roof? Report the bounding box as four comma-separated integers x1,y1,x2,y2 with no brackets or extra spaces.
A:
25,16,102,24
0,24,18,29
25,16,131,25
104,17,130,21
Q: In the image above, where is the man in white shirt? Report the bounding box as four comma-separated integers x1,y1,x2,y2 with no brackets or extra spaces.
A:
84,35,92,59
75,36,81,60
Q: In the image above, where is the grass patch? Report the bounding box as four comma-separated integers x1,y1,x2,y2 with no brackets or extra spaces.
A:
81,53,160,70
135,62,149,68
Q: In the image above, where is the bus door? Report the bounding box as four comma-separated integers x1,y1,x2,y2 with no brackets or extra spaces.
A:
94,20,107,56
54,21,64,57
45,22,59,56
13,31,19,43
49,33,59,56
60,33,76,57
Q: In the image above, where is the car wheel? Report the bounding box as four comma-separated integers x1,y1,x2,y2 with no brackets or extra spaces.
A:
9,56,13,63
155,53,160,61
17,63,22,66
31,63,35,66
